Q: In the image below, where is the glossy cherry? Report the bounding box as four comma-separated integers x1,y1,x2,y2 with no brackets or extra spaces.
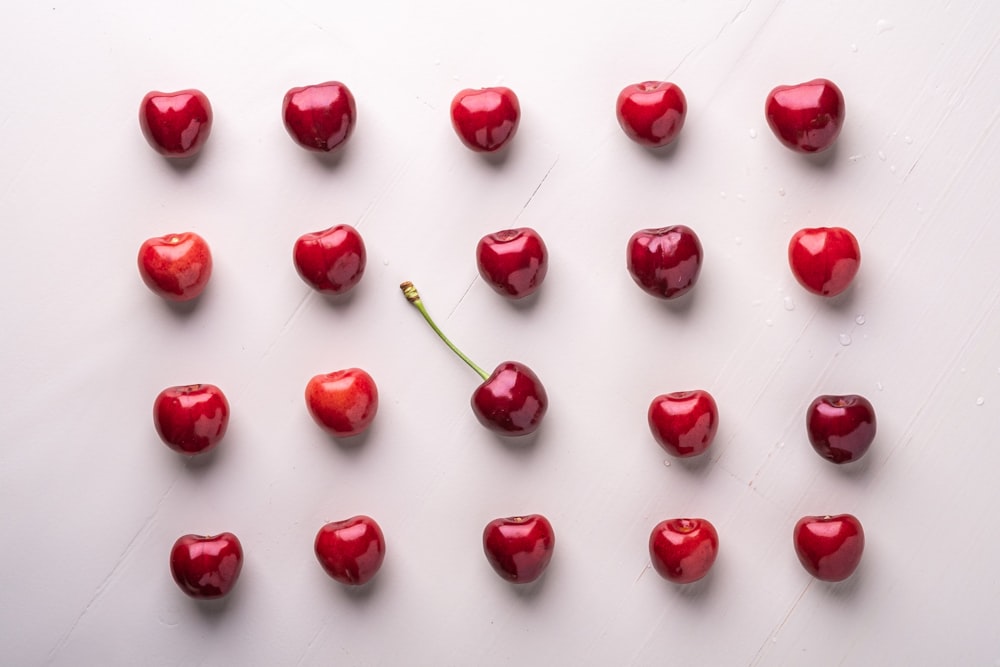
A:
649,518,719,584
154,384,230,455
282,81,356,153
476,227,548,299
793,514,864,582
314,515,386,586
293,224,367,295
138,232,213,302
806,394,876,464
169,532,243,599
788,227,860,297
400,282,547,436
305,368,378,438
139,89,213,158
615,81,687,148
765,78,845,153
627,225,703,300
483,514,555,584
648,390,718,458
450,87,520,153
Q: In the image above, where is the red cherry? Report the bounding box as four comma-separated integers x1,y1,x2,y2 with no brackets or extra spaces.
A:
450,87,520,153
615,81,687,148
153,384,230,455
137,232,213,302
169,532,243,599
282,81,356,153
806,395,876,464
476,227,548,299
793,514,864,582
305,368,379,438
765,78,845,153
627,225,703,300
293,224,367,295
314,515,386,586
482,515,555,584
788,227,860,297
649,518,719,584
139,89,213,158
648,390,719,458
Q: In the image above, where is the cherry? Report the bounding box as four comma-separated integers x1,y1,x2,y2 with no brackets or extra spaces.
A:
765,78,845,153
615,81,687,148
314,515,386,586
153,384,230,455
648,390,718,458
626,225,703,300
793,514,864,582
476,227,548,299
482,515,555,584
293,224,367,296
139,89,213,158
450,87,520,153
137,232,213,302
400,282,547,436
305,368,379,438
169,532,243,599
788,227,860,297
806,394,876,464
282,81,357,153
648,518,719,584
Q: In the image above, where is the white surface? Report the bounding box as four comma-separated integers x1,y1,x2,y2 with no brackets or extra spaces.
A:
3,1,1000,665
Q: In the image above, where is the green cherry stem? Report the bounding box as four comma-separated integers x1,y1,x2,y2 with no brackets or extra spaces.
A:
400,281,489,381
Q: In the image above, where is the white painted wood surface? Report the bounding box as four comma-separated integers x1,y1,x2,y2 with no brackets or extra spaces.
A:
2,1,999,664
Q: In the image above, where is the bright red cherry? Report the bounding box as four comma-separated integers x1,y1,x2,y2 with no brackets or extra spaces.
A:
806,395,876,464
793,514,864,582
648,390,718,458
282,81,356,153
615,81,687,148
314,515,386,586
154,384,230,455
483,515,555,584
293,224,367,295
765,78,845,153
627,225,703,300
138,232,213,302
450,87,520,153
139,89,213,158
476,228,548,299
401,282,547,436
169,532,243,599
305,368,379,438
649,518,719,584
788,227,860,297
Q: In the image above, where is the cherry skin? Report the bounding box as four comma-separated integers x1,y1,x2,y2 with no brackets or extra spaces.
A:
476,227,548,299
788,227,860,297
450,87,520,153
138,232,213,302
169,532,243,599
649,518,719,584
305,368,378,438
765,78,845,153
293,224,367,295
314,515,386,586
793,514,864,582
482,515,555,584
806,394,876,464
627,225,703,300
615,81,687,148
648,390,719,458
139,90,213,158
282,81,356,153
153,384,230,455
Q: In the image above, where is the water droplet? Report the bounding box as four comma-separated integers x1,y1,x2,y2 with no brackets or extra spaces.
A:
752,299,762,306
876,18,894,33
877,150,887,161
382,258,389,266
159,604,181,627
749,128,758,139
850,43,858,52
433,59,441,66
783,296,795,311
734,236,743,246
976,397,985,406
876,381,884,391
916,203,924,213
848,154,863,162
737,194,746,203
777,187,786,196
765,318,774,326
890,165,897,174
777,441,785,449
960,367,967,374
904,135,913,144
663,459,672,467
720,191,727,199
855,314,866,325
839,333,852,346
